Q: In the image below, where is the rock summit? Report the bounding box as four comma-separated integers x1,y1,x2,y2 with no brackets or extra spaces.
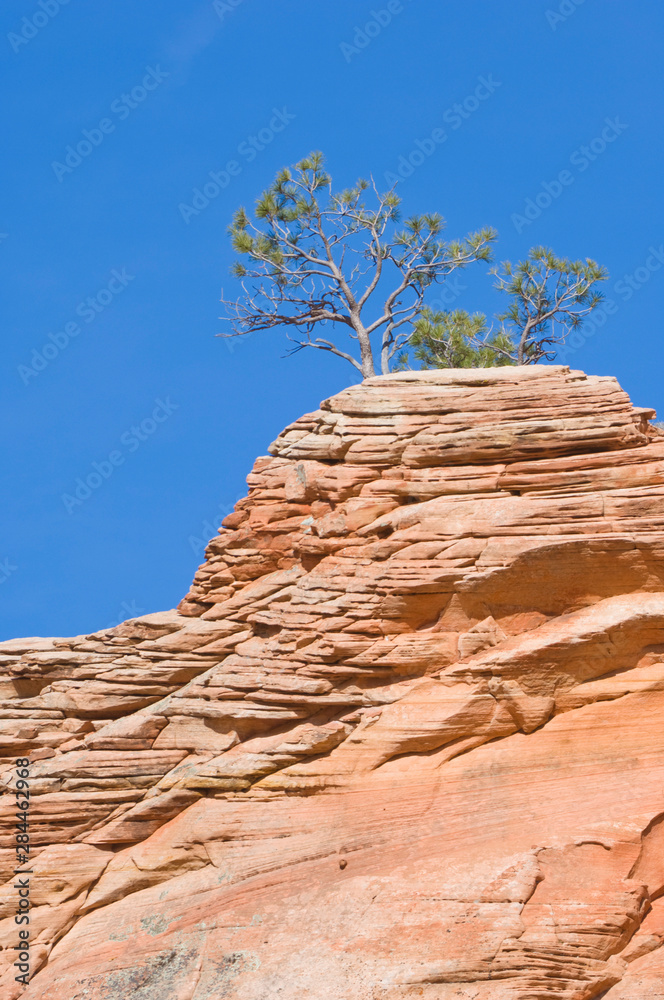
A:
3,365,664,999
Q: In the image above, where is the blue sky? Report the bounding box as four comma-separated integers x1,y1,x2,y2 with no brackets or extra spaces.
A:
1,0,663,640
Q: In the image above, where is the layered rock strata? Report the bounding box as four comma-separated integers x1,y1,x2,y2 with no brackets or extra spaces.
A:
2,365,664,999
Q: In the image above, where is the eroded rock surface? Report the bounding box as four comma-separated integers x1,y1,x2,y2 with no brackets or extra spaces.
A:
2,365,664,999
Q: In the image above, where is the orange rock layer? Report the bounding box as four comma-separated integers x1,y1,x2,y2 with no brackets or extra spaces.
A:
2,365,664,999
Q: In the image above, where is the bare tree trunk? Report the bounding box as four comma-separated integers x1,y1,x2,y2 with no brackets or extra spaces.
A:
380,339,391,376
360,348,376,379
517,320,533,364
353,318,376,379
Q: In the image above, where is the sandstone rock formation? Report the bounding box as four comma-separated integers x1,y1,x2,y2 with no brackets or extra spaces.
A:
2,365,664,999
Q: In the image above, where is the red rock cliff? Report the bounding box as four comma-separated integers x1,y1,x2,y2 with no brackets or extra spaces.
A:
2,365,664,999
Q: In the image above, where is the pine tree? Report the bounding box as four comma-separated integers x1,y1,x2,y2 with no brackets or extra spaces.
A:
222,152,496,378
492,246,608,363
398,247,608,369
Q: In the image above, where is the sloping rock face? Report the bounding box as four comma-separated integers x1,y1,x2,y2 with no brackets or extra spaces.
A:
2,365,664,999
